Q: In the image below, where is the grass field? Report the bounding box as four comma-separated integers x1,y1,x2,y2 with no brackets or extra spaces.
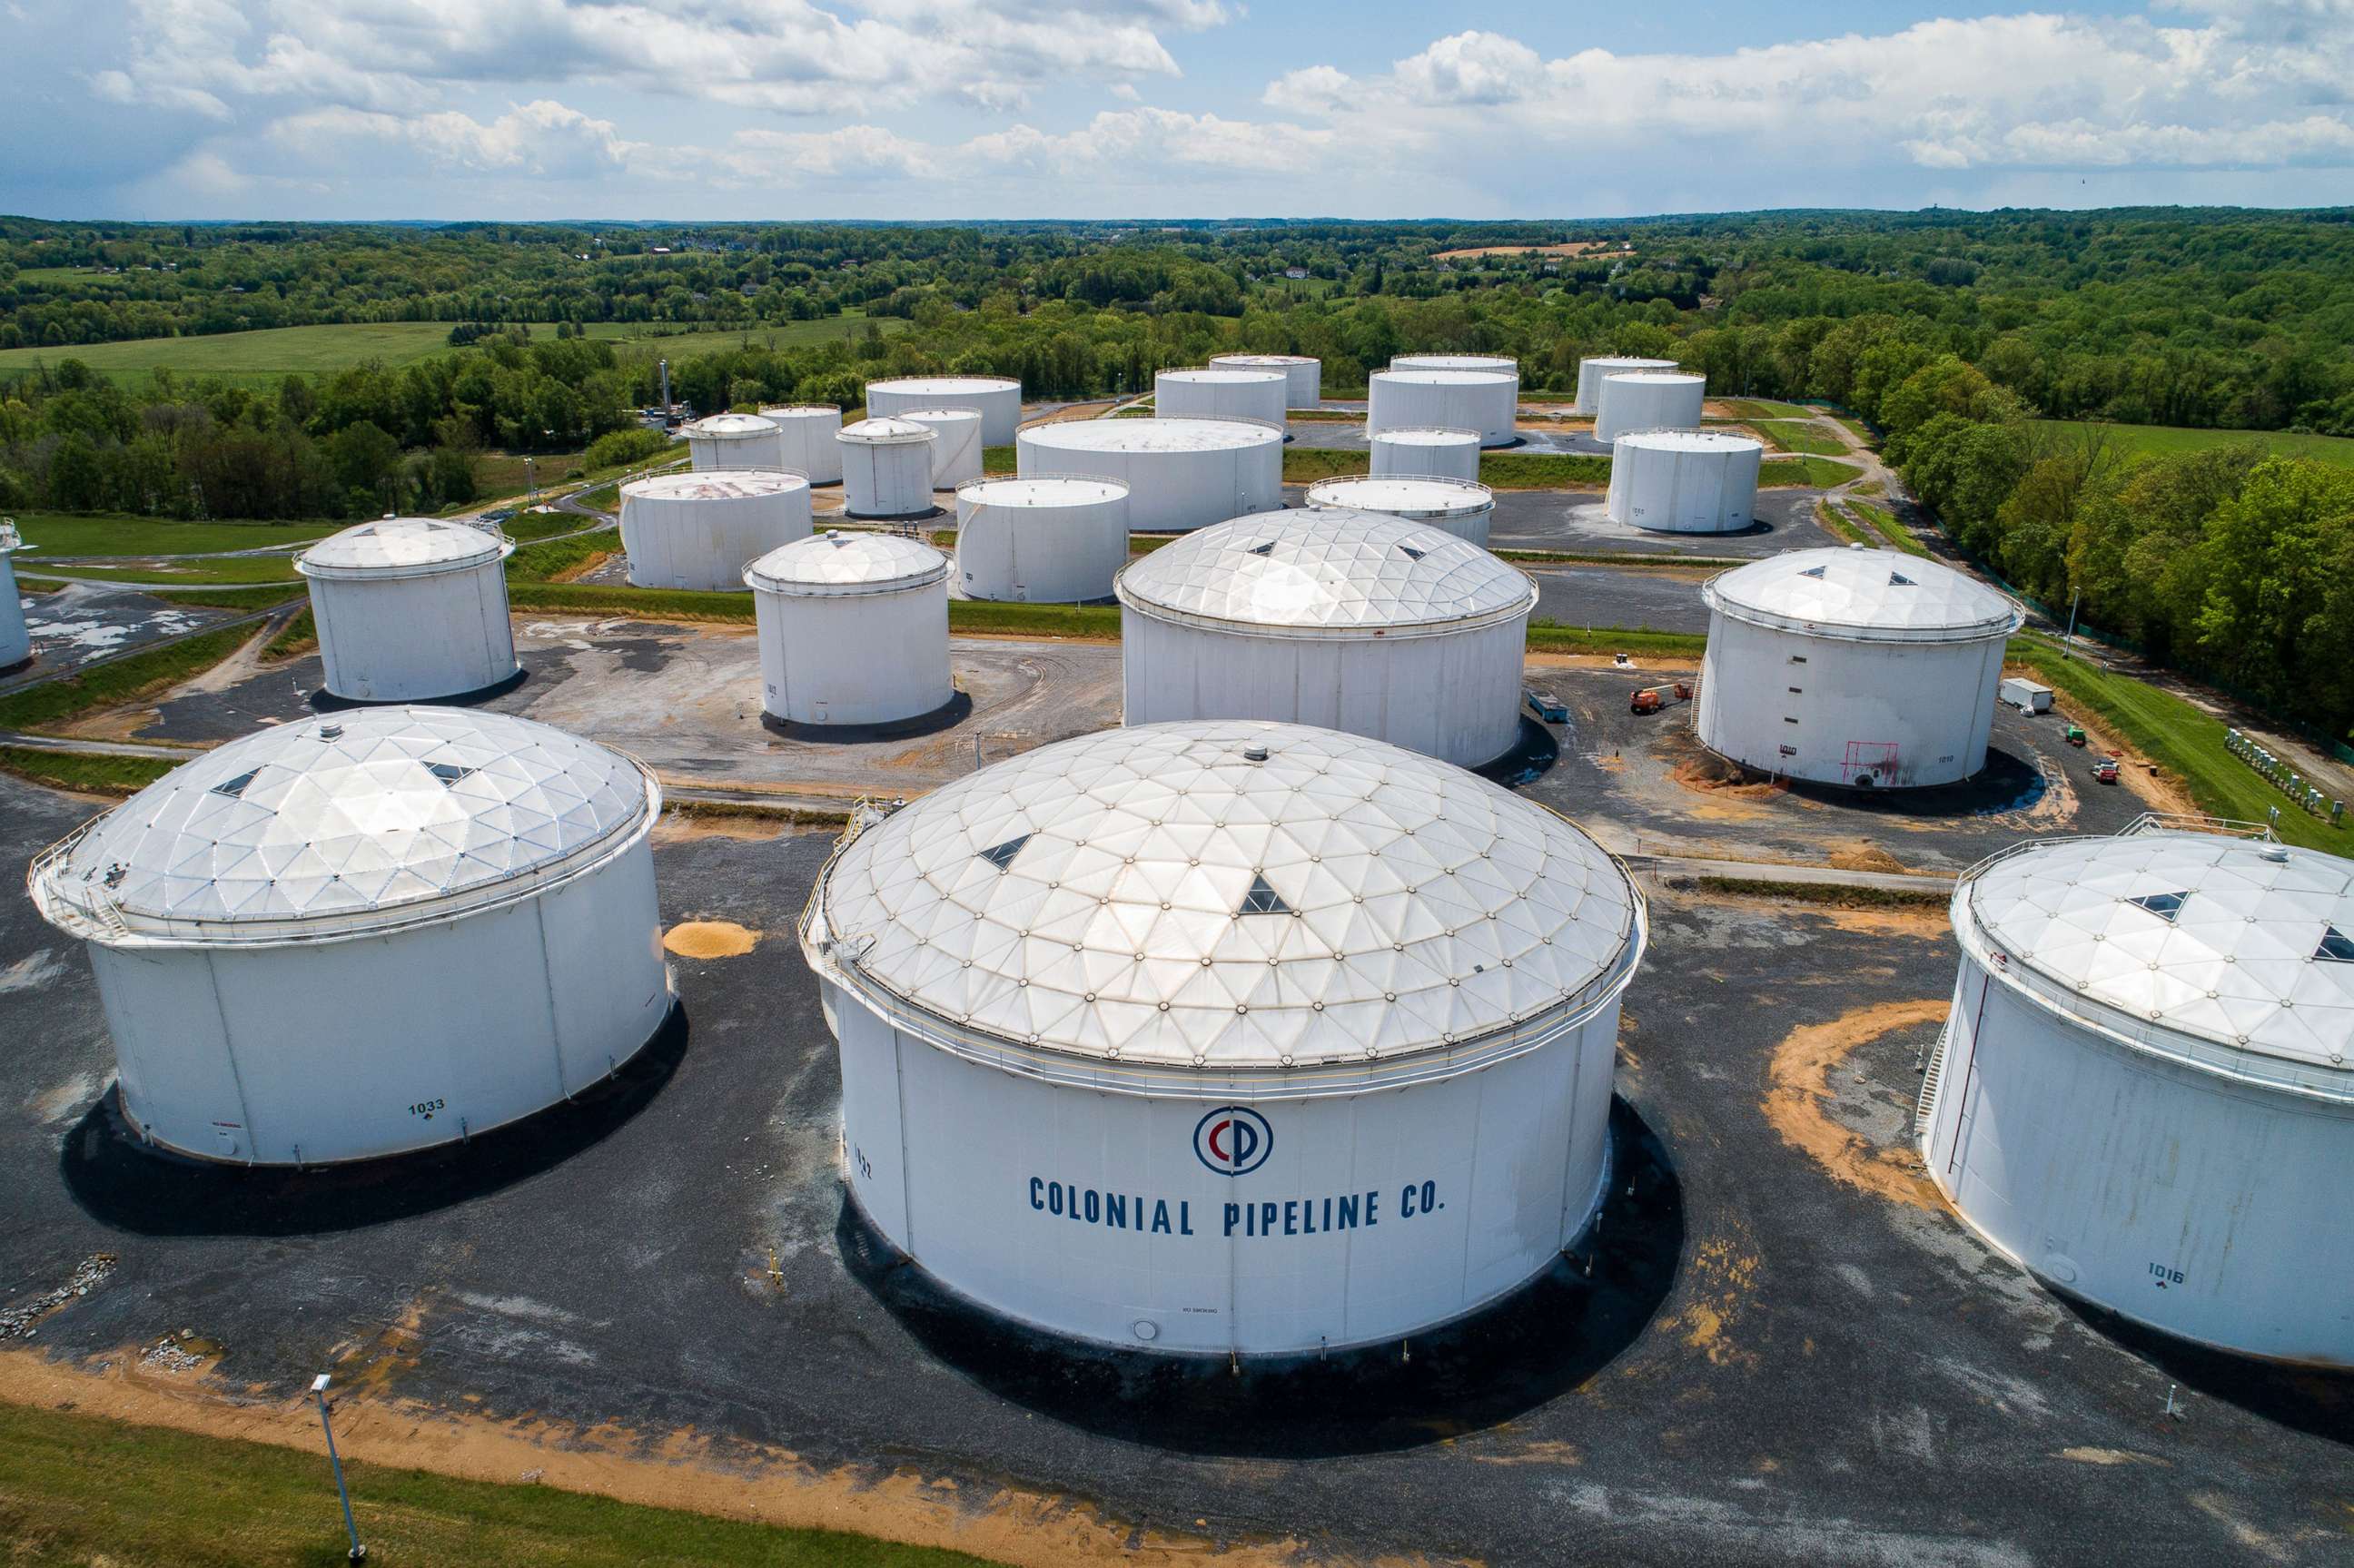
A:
1759,456,1859,488
0,621,262,733
1814,499,1867,547
1527,625,1707,656
1756,419,1848,457
0,1400,1002,1568
2031,420,2354,468
1716,399,1817,420
2008,636,2347,855
35,555,303,585
0,745,176,795
0,316,904,390
1482,452,1613,489
0,322,468,389
10,514,339,557
1845,498,1928,556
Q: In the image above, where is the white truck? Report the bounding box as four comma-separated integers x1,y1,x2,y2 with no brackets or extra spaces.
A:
2000,677,2052,715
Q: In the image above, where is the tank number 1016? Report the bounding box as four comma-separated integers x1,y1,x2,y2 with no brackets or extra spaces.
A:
2149,1261,2186,1288
410,1098,447,1119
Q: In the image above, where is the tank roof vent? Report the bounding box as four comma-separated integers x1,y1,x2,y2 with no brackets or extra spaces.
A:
1398,544,1427,562
2318,926,2354,963
1798,564,1827,578
976,833,1031,873
425,762,477,788
2127,890,2187,923
1238,873,1292,916
1247,540,1275,556
209,768,262,800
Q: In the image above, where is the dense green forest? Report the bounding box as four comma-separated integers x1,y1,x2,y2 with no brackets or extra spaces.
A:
2,208,2351,740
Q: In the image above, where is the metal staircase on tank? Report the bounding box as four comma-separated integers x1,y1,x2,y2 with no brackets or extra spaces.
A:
1914,1020,1953,1139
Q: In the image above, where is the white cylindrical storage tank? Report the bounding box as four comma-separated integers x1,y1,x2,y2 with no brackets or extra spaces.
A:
1367,369,1517,447
746,530,951,725
1115,508,1536,767
1592,371,1706,444
898,407,984,489
1575,356,1677,416
954,477,1129,604
1208,353,1320,409
618,469,812,591
799,719,1647,1356
862,376,1023,447
1392,352,1519,398
1303,475,1495,547
836,418,940,518
685,412,786,472
0,519,31,672
1016,418,1283,533
1156,368,1288,428
1607,430,1764,534
758,404,844,485
1370,427,1482,482
1696,547,2023,788
1922,829,2354,1367
295,518,518,703
25,706,670,1167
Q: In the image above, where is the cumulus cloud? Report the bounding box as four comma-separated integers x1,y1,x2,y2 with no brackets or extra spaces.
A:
18,3,2354,217
266,101,638,179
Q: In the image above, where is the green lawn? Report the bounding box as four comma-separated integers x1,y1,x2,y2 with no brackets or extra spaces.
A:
9,514,340,557
2007,636,2348,856
0,315,903,390
2030,420,2354,468
0,1399,1003,1568
1527,625,1707,656
1813,500,1868,547
1481,452,1612,489
35,555,303,585
1716,399,1817,420
1282,448,1372,484
0,745,176,795
1755,419,1848,457
1845,498,1930,557
1759,456,1860,488
0,322,471,389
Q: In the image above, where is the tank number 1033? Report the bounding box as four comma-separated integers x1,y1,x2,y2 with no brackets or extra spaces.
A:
409,1098,447,1119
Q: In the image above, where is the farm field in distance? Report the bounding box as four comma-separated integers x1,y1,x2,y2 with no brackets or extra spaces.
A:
0,314,904,389
2031,419,2354,467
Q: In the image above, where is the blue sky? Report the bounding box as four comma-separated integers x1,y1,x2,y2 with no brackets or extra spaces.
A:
4,1,2349,221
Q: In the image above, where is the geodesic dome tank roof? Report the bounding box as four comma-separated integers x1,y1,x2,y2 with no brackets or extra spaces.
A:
1958,830,2354,1097
1703,547,2023,643
807,721,1644,1070
29,707,656,945
1115,508,1533,638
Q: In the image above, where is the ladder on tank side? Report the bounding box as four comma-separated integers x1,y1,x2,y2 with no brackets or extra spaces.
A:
1914,1020,1953,1139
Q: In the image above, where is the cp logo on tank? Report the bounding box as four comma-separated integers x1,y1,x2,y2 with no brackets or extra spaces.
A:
1192,1106,1273,1176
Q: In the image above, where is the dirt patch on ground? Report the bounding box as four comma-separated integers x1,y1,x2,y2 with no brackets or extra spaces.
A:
1763,999,1948,1211
662,921,760,959
1650,1232,1762,1371
1527,652,1699,675
651,809,802,844
1818,906,1950,938
1670,752,1785,801
1825,842,1910,875
0,1348,1369,1568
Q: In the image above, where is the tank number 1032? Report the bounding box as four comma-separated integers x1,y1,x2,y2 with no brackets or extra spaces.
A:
409,1098,447,1119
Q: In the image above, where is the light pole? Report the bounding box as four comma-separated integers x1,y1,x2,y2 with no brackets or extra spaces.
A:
311,1374,366,1562
2062,587,2082,662
524,457,538,508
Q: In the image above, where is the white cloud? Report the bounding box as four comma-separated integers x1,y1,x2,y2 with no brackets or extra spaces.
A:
266,101,638,179
16,3,2354,218
1391,32,1544,106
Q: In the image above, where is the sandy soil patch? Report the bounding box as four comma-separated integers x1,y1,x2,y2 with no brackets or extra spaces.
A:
662,921,761,959
1762,999,1948,1211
